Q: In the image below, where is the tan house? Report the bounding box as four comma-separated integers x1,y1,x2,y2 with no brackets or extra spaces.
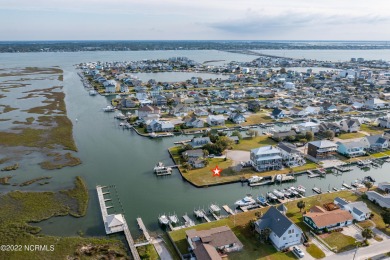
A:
303,206,353,233
186,226,243,259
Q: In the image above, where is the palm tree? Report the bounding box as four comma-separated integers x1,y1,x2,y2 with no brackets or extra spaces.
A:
297,201,306,212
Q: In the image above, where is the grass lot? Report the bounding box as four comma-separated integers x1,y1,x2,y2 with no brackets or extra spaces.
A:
137,244,159,260
243,113,273,126
356,220,375,229
233,136,276,151
322,232,357,253
306,243,326,259
371,150,390,158
360,124,384,135
170,191,365,259
0,176,127,259
338,132,366,140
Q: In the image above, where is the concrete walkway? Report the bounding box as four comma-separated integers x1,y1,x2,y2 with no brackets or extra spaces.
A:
152,238,173,260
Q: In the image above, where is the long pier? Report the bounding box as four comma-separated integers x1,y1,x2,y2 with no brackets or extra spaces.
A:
136,218,151,241
222,205,236,215
96,185,141,260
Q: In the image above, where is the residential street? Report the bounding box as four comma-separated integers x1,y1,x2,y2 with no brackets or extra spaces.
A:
325,239,390,260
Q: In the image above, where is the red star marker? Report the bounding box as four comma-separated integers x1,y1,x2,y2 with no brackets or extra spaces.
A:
211,165,222,177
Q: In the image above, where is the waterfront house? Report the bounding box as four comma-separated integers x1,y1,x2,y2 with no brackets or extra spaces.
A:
307,140,337,159
250,146,283,172
361,135,389,151
366,191,390,208
378,182,390,193
228,113,246,124
298,122,320,134
276,142,305,167
184,117,205,128
336,140,366,157
182,149,204,159
146,119,174,133
103,80,117,93
207,115,225,126
271,108,285,119
378,116,390,128
190,137,212,148
334,197,371,221
254,206,303,251
185,226,243,259
153,95,167,106
340,119,360,133
303,206,353,233
171,104,190,117
137,105,160,120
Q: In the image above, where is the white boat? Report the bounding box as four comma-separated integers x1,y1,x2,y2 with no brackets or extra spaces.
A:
158,215,169,225
154,162,172,175
248,175,263,184
288,187,299,196
209,204,221,213
234,196,256,206
297,185,306,194
169,214,179,224
115,112,126,120
266,192,277,201
89,89,98,96
194,209,204,218
275,174,282,182
103,105,115,112
272,189,285,199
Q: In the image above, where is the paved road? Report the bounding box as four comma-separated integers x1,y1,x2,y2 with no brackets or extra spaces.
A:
325,239,390,260
152,238,173,260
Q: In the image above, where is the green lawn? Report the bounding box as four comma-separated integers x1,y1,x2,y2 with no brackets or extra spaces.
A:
233,136,276,151
356,220,375,229
306,243,325,259
243,113,273,126
338,132,366,140
360,124,384,135
322,232,357,253
137,244,159,260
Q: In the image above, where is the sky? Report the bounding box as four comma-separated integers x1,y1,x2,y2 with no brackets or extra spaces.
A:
1,0,390,41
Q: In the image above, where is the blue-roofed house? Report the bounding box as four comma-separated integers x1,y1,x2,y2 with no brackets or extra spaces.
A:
362,135,389,151
250,146,283,172
254,206,303,250
334,197,371,221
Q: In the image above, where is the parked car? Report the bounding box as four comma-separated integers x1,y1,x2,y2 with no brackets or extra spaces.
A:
292,246,305,258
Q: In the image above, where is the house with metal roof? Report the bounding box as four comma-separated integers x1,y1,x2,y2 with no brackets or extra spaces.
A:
334,197,371,221
362,135,389,151
254,206,303,250
340,119,361,133
250,146,283,172
366,191,390,208
336,140,366,157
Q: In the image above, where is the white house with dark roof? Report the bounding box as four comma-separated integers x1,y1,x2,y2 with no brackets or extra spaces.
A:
271,108,285,119
207,115,225,126
334,197,371,221
276,142,305,167
340,119,361,133
362,135,389,151
378,116,390,128
103,80,117,93
254,206,303,250
250,146,283,172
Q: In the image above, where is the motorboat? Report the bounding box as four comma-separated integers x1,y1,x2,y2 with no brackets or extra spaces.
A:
194,209,204,218
158,215,169,225
234,196,256,207
89,89,98,96
364,176,376,183
209,204,221,214
168,214,179,224
275,174,282,182
248,175,263,184
289,187,300,196
272,189,285,199
282,189,292,198
115,112,126,120
297,185,306,194
256,195,267,205
266,192,277,201
103,105,115,112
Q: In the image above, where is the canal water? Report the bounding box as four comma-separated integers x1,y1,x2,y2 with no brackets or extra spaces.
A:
1,50,390,238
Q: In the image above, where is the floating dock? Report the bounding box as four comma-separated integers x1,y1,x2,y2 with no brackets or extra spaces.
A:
240,204,261,212
222,205,236,215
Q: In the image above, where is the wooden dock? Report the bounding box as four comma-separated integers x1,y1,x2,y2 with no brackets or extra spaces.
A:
201,210,211,222
96,186,140,260
222,205,235,215
183,214,195,227
210,211,220,221
240,204,261,212
136,218,151,241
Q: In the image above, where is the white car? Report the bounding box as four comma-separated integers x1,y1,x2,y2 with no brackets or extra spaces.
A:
292,246,305,258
